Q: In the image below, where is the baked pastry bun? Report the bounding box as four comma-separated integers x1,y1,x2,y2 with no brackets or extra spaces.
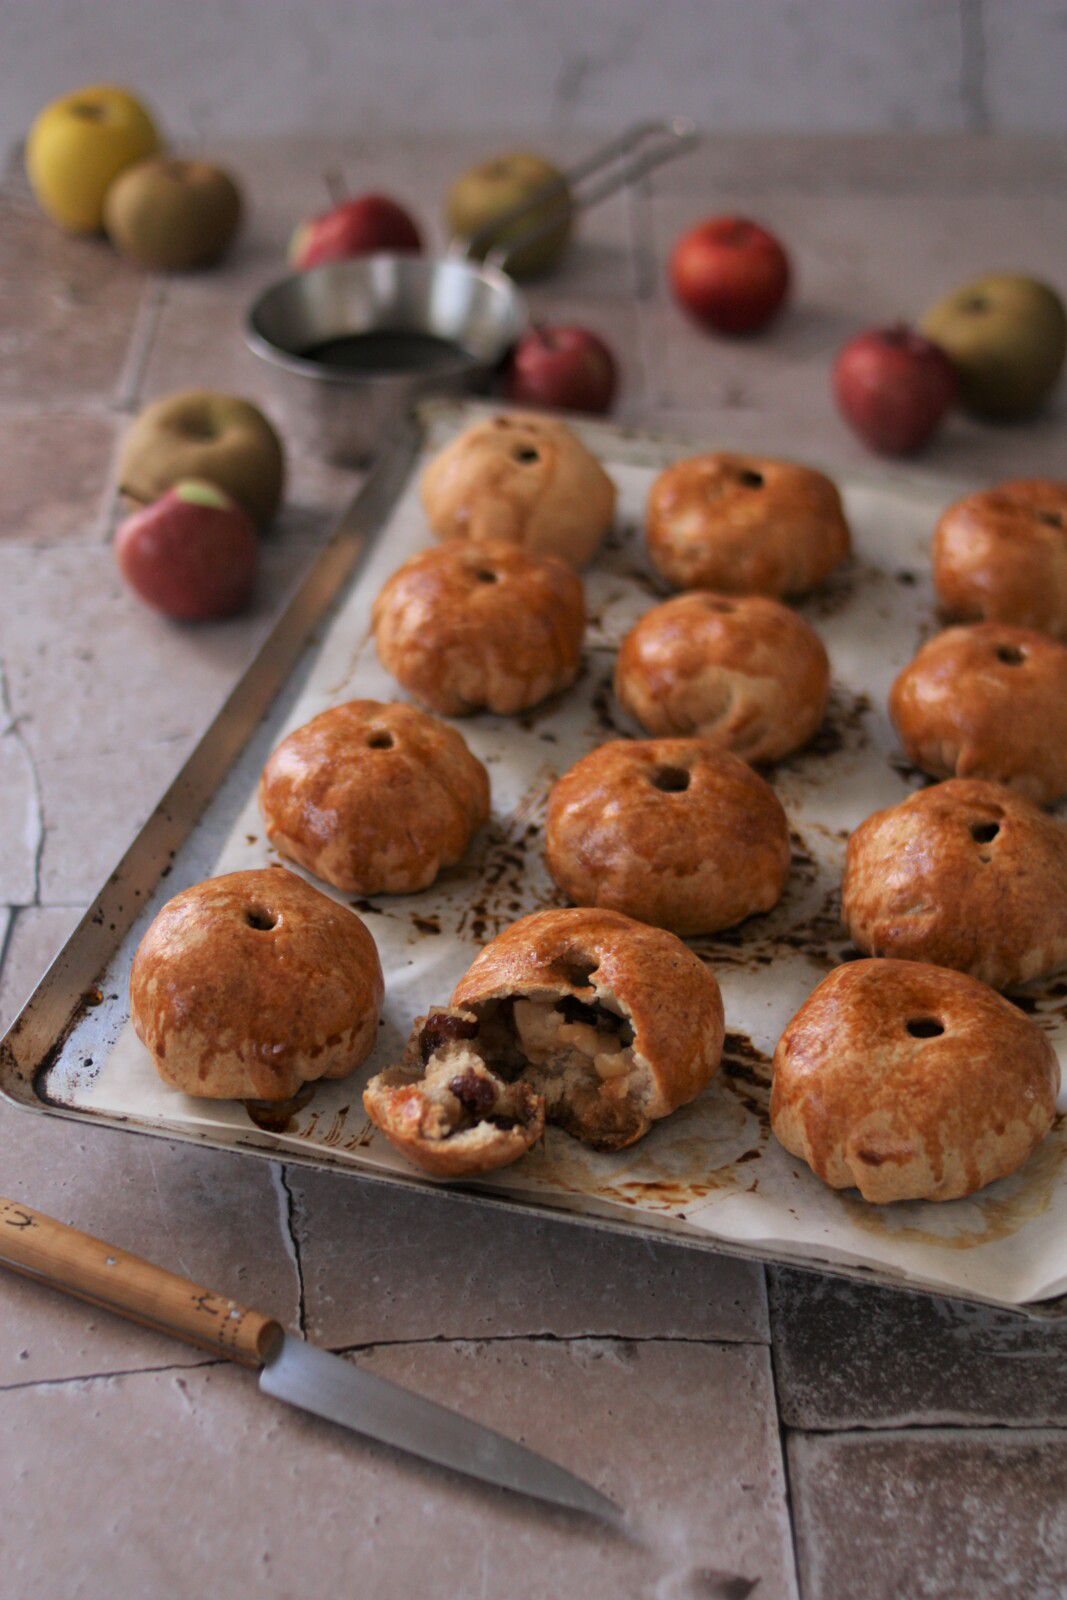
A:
646,452,850,598
130,868,383,1102
545,739,790,935
372,539,585,717
259,699,489,895
614,591,830,763
889,622,1067,805
843,779,1067,989
934,478,1067,639
419,412,616,568
364,908,724,1175
771,958,1059,1203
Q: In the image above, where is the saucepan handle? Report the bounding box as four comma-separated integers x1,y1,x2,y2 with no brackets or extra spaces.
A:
0,1195,282,1366
455,118,700,273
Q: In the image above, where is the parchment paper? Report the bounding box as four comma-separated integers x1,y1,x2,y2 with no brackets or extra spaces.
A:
67,411,1067,1306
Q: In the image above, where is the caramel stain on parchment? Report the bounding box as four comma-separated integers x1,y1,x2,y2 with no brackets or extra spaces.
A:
244,1082,315,1132
838,1116,1067,1251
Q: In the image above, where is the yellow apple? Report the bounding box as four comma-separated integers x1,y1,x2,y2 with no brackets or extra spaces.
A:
25,84,161,232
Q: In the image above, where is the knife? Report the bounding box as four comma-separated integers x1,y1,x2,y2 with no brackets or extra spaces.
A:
0,1194,618,1522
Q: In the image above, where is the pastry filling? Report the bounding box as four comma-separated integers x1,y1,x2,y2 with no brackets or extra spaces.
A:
396,991,645,1151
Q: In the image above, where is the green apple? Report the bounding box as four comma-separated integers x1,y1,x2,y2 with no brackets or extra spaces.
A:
25,83,160,233
920,274,1067,421
445,151,572,281
104,157,242,270
119,389,285,528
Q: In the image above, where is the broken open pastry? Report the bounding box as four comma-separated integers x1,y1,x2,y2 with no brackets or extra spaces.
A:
363,908,725,1177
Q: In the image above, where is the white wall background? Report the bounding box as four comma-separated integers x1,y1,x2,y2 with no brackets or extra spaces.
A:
4,0,1066,153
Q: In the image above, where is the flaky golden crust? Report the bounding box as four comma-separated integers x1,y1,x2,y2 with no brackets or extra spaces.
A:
419,412,616,569
889,622,1067,805
843,779,1067,989
614,591,830,763
259,699,489,895
545,739,791,935
451,908,724,1140
646,452,851,598
372,539,586,716
130,868,383,1101
771,959,1059,1203
934,479,1067,639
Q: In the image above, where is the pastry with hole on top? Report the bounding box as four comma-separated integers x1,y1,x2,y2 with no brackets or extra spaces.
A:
614,590,830,763
933,478,1067,639
545,738,791,935
259,699,489,895
771,958,1059,1202
372,538,585,716
889,621,1067,805
420,411,616,568
645,451,851,598
843,779,1067,989
130,867,383,1101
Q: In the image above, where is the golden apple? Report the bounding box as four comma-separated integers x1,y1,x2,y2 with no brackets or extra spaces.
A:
105,157,242,270
445,151,572,280
921,274,1067,421
119,389,285,528
26,83,160,233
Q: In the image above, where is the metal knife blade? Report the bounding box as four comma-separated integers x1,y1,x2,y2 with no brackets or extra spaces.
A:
259,1333,620,1522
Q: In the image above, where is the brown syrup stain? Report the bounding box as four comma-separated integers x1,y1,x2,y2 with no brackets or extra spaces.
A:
343,1119,376,1151
589,668,631,739
838,1116,1067,1251
786,686,872,766
800,561,858,620
244,1082,315,1133
411,915,441,936
452,772,564,943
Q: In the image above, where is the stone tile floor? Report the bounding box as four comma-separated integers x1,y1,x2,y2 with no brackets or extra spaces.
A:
0,133,1064,1598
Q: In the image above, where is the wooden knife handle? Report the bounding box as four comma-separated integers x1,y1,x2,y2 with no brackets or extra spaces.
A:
0,1196,283,1367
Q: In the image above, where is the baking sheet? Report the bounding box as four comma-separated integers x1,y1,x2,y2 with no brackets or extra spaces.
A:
35,405,1067,1306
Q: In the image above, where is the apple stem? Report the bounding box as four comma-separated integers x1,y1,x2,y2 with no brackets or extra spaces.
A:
323,170,347,206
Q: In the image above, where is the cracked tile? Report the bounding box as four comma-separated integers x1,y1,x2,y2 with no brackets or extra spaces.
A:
770,1269,1067,1429
0,1339,795,1600
0,1096,301,1387
288,1169,768,1346
0,905,83,1033
790,1429,1067,1600
0,411,120,544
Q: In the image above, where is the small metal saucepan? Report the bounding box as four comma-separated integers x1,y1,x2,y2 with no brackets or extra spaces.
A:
245,120,698,464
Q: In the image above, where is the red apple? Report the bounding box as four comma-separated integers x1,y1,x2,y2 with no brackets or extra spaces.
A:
115,480,258,620
289,193,421,269
833,324,957,455
670,215,790,335
504,325,618,414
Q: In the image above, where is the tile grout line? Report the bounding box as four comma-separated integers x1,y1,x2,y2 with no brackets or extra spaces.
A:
0,1331,774,1396
272,1162,307,1336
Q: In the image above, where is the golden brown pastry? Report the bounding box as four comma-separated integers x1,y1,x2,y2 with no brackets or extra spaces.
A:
130,867,383,1101
934,478,1067,639
645,451,851,598
614,591,830,763
419,412,616,568
259,699,489,895
771,958,1059,1203
889,622,1067,806
372,539,585,716
364,907,724,1175
843,779,1067,989
545,739,790,935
